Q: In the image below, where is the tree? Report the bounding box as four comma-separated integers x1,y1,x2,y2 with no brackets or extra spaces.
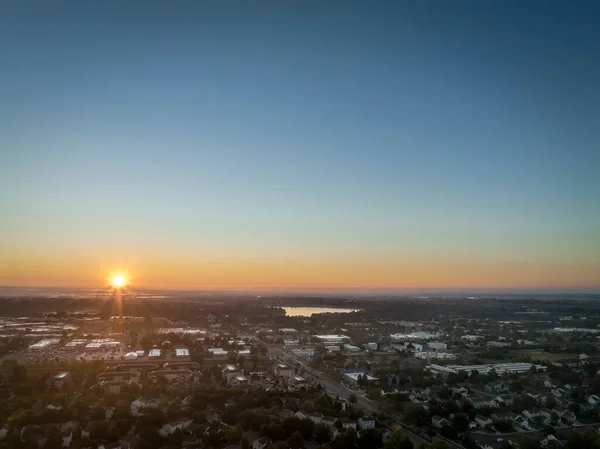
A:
358,428,383,449
419,442,451,449
545,396,556,409
43,433,62,449
225,426,242,444
387,426,413,449
451,413,469,433
314,424,332,444
251,352,260,369
297,418,315,441
288,431,305,449
550,411,559,424
509,435,541,449
241,438,250,449
349,393,357,404
238,354,246,368
568,402,581,415
228,351,238,364
403,405,427,427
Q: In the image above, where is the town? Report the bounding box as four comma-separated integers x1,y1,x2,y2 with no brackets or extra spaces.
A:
1,292,600,449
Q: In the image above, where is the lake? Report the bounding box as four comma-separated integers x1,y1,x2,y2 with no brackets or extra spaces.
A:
282,306,361,317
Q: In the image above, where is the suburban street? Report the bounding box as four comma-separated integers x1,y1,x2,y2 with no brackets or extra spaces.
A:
248,336,429,447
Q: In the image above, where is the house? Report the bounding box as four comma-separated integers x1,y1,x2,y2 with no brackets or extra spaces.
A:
588,395,600,406
181,396,194,409
61,431,72,448
468,395,488,409
130,398,160,416
288,375,310,391
119,436,139,449
321,416,337,429
358,416,376,430
560,410,577,423
342,419,356,430
228,375,249,387
432,415,450,429
273,363,293,377
309,412,323,424
475,415,493,429
280,409,295,419
53,372,71,390
491,412,517,423
222,365,242,380
523,409,543,423
541,435,559,448
295,411,309,420
253,437,272,449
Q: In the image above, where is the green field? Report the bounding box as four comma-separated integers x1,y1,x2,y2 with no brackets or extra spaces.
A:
509,350,578,362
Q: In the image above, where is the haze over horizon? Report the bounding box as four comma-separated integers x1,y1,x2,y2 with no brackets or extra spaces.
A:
1,1,599,291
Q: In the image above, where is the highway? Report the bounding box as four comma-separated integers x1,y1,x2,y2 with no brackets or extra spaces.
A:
248,336,429,448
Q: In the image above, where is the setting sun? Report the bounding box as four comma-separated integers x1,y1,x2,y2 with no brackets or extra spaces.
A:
111,275,126,288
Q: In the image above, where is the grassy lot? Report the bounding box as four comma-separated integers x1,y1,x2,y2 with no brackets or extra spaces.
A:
509,350,579,362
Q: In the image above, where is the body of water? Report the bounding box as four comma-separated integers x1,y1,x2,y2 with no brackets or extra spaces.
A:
282,306,361,317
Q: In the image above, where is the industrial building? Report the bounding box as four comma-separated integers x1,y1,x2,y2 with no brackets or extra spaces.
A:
429,362,546,375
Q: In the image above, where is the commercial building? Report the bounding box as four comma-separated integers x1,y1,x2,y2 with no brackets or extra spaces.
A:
429,362,546,375
29,338,61,350
314,335,350,343
343,344,361,353
175,348,190,357
149,349,162,358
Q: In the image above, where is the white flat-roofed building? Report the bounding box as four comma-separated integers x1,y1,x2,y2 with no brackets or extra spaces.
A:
429,362,546,375
344,344,361,353
366,342,378,351
279,328,298,333
135,350,145,357
29,338,61,350
390,332,440,341
208,348,228,356
85,342,103,350
415,351,456,360
149,349,161,358
326,345,341,353
175,348,189,357
427,342,448,350
291,348,315,357
237,349,251,356
157,328,206,335
124,352,138,360
314,334,350,343
65,339,87,347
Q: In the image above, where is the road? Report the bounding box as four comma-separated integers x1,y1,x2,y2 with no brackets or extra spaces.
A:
248,336,430,448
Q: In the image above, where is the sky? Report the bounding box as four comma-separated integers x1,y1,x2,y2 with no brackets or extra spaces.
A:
1,1,599,291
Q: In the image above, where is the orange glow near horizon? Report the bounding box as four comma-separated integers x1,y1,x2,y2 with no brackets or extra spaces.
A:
0,256,596,291
107,270,130,289
0,246,598,291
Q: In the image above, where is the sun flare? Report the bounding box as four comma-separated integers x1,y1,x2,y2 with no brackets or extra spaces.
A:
111,274,127,288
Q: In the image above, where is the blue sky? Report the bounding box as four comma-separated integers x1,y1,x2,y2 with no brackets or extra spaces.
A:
1,1,599,289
